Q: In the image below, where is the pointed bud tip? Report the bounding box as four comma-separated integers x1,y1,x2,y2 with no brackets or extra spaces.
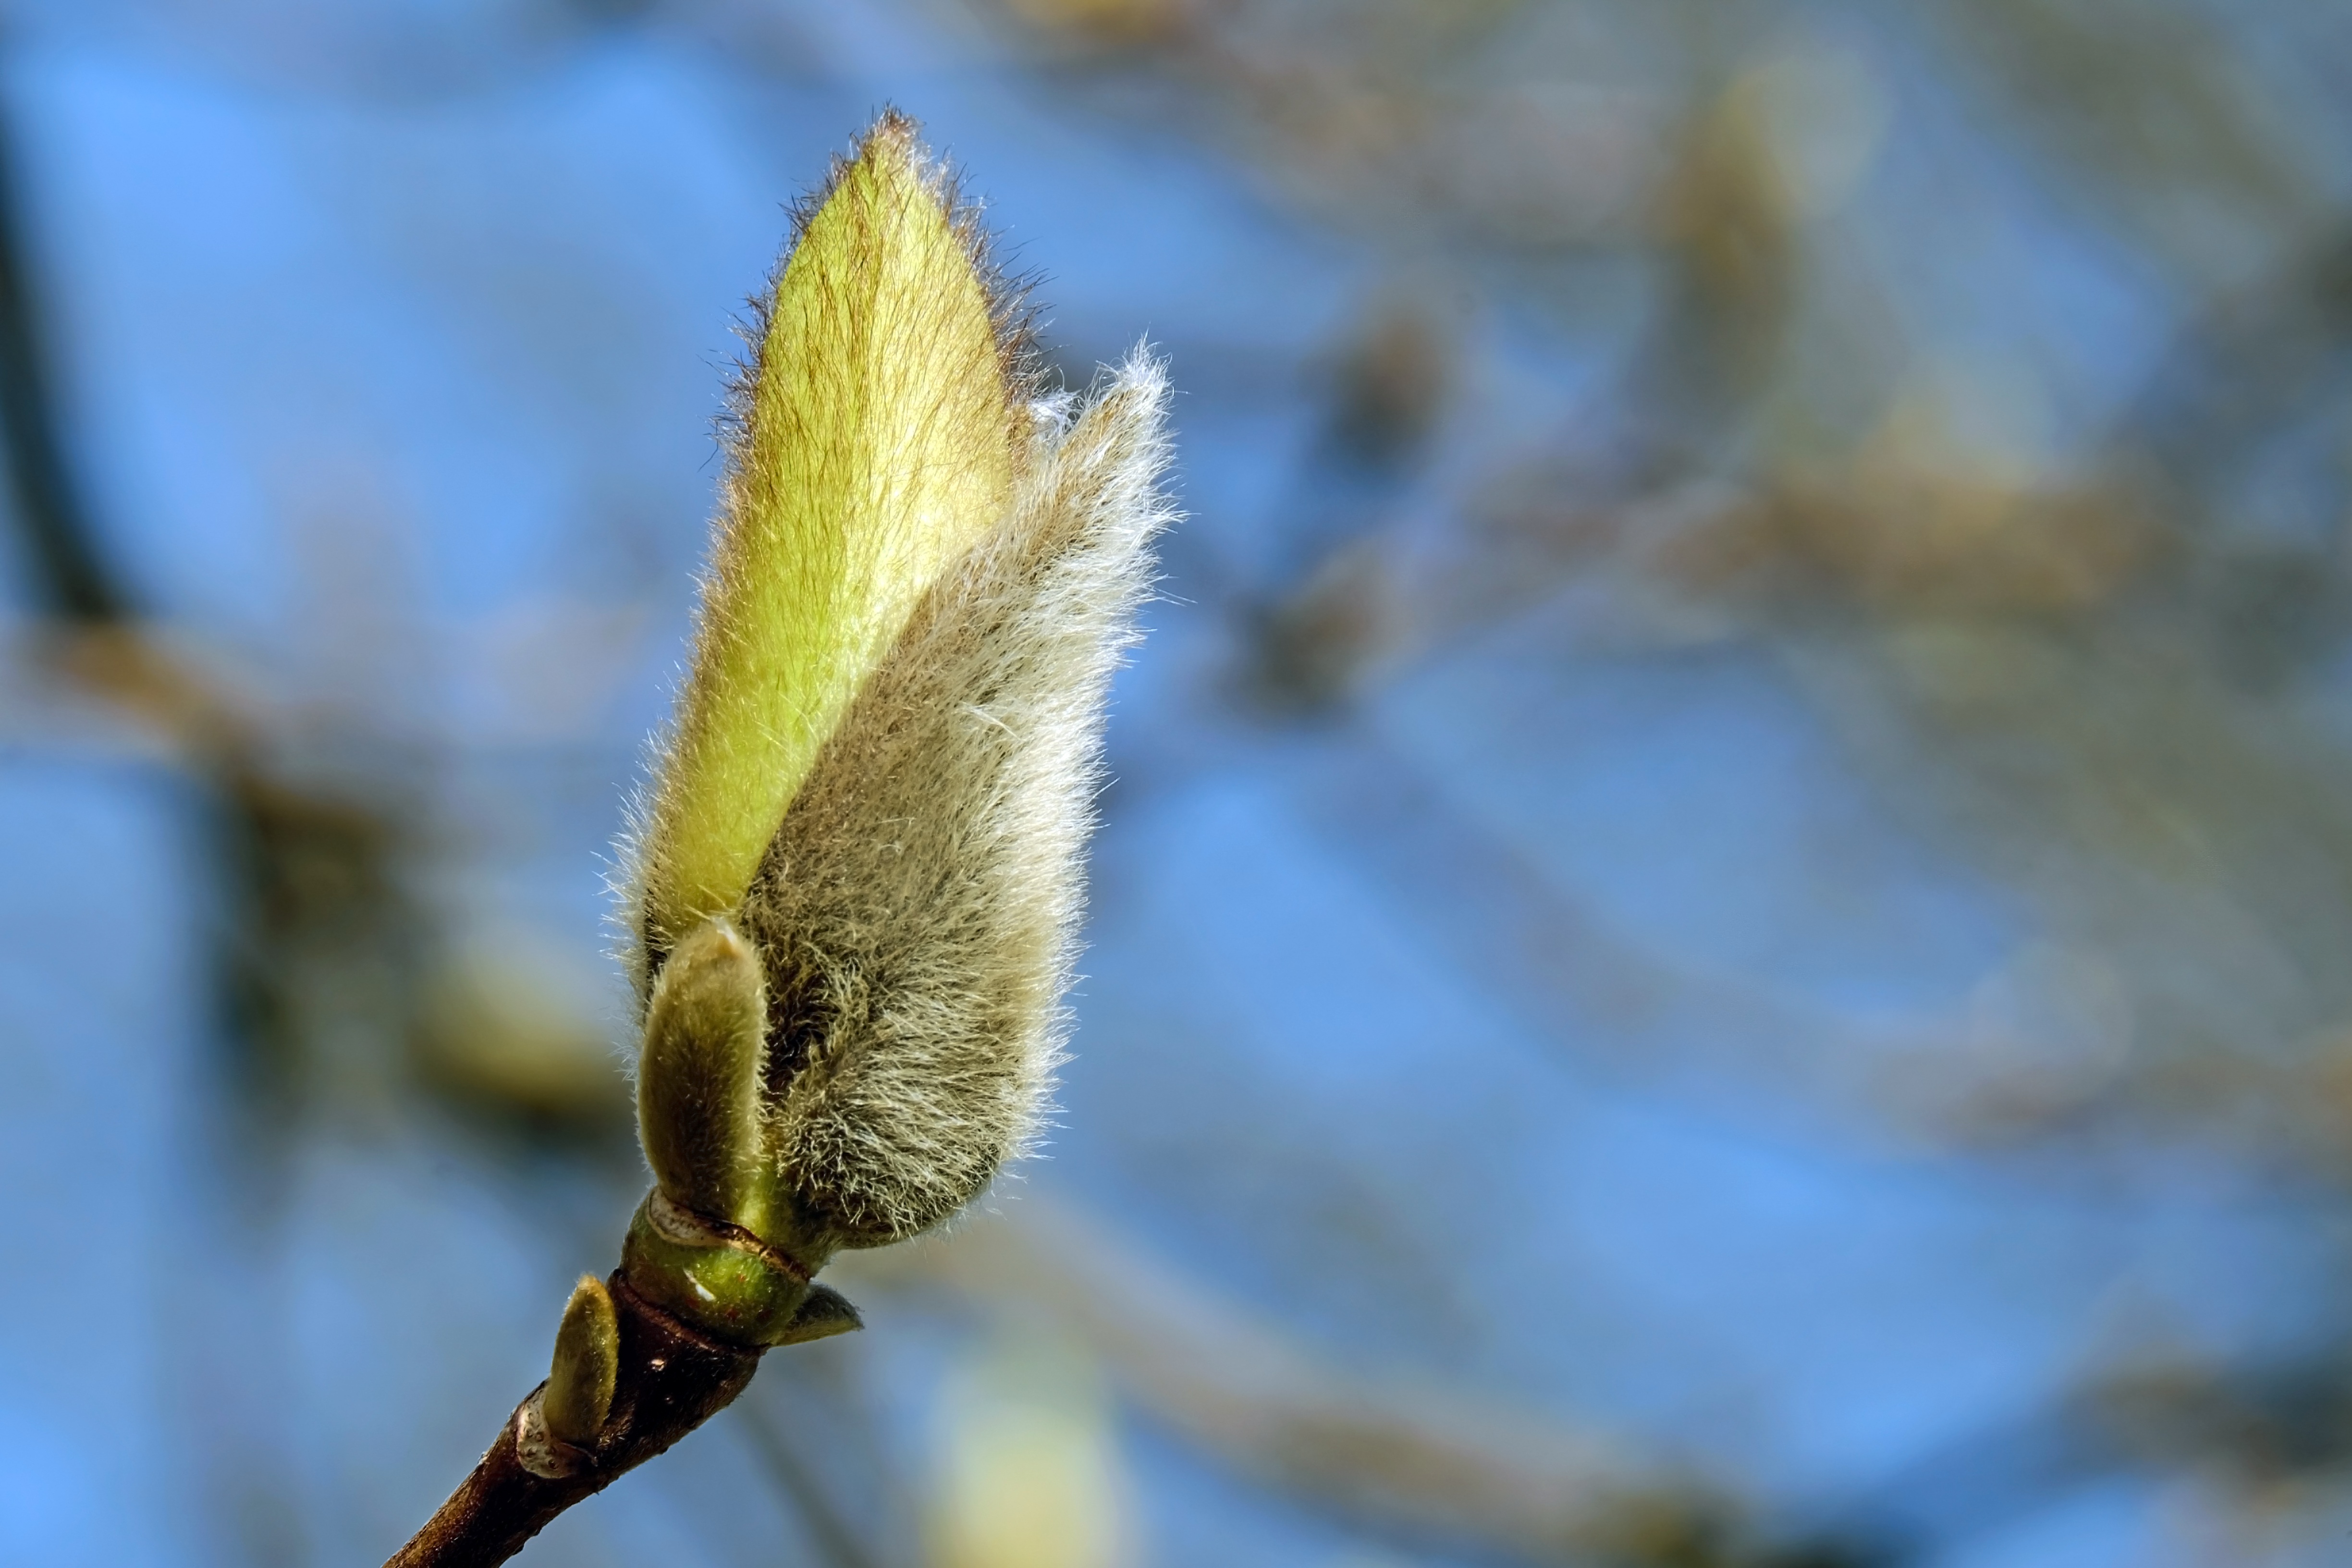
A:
863,106,922,159
666,914,756,978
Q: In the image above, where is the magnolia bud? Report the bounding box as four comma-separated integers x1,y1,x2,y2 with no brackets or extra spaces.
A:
624,110,1172,1258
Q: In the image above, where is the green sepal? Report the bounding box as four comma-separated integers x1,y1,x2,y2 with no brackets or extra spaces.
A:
772,1284,862,1346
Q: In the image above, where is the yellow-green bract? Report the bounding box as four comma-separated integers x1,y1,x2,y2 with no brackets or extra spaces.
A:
639,113,1018,956
624,110,1174,1259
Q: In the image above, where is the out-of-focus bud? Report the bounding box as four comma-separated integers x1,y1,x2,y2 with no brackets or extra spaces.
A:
931,1334,1132,1568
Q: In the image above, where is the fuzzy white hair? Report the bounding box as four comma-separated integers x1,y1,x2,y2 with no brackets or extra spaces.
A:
739,355,1174,1246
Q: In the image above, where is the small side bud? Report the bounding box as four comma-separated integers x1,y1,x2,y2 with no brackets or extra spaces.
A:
543,1275,619,1448
772,1283,863,1346
639,917,767,1225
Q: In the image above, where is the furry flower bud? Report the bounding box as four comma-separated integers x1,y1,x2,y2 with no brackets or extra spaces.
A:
389,117,1172,1568
625,110,1175,1263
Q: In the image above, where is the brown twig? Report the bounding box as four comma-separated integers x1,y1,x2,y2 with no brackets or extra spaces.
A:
0,82,120,625
386,1274,762,1568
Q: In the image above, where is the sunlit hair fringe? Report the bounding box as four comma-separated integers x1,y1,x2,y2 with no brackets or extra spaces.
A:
743,356,1173,1244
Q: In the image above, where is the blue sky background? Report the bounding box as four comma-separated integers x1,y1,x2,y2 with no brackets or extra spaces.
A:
6,2,2352,1566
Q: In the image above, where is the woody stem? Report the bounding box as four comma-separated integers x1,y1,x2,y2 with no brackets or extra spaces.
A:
383,1274,762,1568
